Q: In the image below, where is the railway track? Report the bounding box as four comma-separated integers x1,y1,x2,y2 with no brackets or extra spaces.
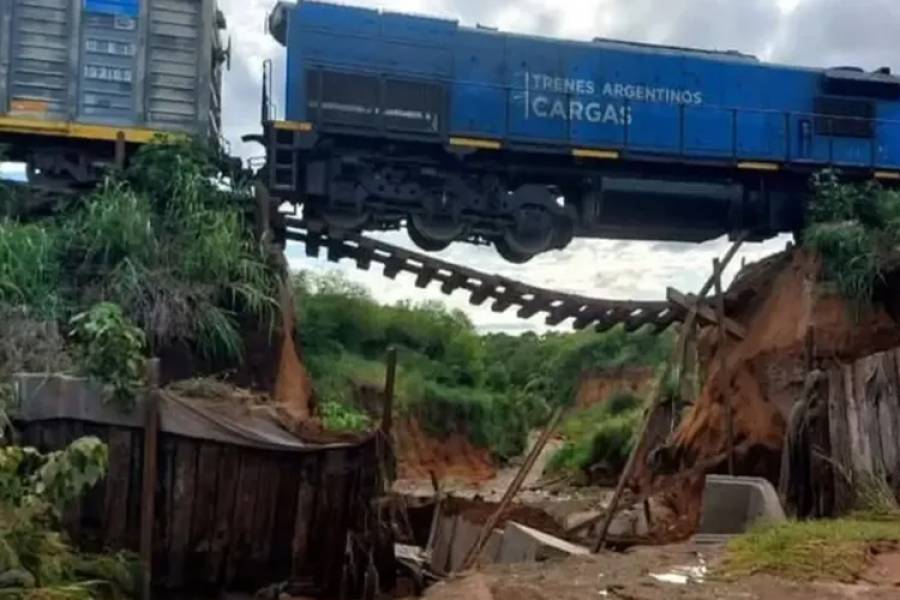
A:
283,217,680,333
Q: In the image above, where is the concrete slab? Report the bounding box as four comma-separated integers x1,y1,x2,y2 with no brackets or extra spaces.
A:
698,475,786,535
448,516,481,572
496,521,589,564
430,515,457,573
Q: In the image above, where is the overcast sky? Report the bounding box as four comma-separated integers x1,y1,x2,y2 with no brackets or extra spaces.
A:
217,0,899,332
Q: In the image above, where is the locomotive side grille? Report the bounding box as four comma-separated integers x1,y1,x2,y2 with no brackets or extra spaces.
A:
814,96,875,138
305,68,444,134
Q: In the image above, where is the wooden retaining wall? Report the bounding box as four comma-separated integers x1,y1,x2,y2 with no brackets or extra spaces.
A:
781,348,900,517
18,418,378,593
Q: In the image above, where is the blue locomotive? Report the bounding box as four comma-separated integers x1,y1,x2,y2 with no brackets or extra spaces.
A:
261,0,900,261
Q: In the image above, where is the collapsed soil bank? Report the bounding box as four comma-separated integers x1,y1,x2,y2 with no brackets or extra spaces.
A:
664,249,900,482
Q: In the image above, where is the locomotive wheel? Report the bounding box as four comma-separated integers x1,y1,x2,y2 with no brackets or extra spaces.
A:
501,206,556,257
407,213,464,252
494,237,535,264
408,217,452,252
321,207,370,230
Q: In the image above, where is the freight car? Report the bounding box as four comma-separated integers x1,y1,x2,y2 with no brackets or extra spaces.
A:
0,0,228,187
261,0,900,262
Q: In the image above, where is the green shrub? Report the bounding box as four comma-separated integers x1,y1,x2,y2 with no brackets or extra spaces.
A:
320,401,372,432
804,169,900,313
0,220,61,316
68,302,146,410
546,391,644,478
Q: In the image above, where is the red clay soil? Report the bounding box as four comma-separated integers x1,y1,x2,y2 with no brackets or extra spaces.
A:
393,417,496,483
665,249,900,481
273,280,316,426
574,366,655,410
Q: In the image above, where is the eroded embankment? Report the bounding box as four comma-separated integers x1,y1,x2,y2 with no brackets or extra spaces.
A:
668,250,900,481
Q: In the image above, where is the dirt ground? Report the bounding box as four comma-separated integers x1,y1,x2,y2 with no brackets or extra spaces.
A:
417,541,900,600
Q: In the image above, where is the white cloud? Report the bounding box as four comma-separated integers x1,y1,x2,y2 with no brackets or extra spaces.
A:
218,0,878,331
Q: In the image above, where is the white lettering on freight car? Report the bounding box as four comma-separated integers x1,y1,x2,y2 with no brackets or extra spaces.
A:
523,71,703,126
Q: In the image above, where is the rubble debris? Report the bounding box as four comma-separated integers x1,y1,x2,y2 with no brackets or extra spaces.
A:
495,522,589,564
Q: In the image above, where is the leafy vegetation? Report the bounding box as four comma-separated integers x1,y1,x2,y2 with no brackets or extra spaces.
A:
0,140,278,403
295,271,672,458
68,304,146,410
545,390,644,480
804,170,900,313
0,436,136,598
320,401,372,433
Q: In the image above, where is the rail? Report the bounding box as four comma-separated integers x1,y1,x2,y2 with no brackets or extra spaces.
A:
283,217,679,332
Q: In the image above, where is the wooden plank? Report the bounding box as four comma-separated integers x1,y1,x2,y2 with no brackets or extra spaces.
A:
270,455,302,578
226,452,262,586
166,439,198,587
153,435,177,585
139,393,160,600
666,287,746,339
187,443,220,579
868,356,890,477
889,351,900,489
208,445,240,584
877,352,900,480
316,450,350,594
104,428,133,550
126,426,144,551
713,258,735,475
249,455,281,571
382,347,398,435
827,366,851,512
291,454,319,578
849,359,873,473
462,407,563,570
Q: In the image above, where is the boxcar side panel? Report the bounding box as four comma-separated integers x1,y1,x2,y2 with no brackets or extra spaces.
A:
0,0,12,113
77,3,141,125
8,0,73,119
146,0,201,130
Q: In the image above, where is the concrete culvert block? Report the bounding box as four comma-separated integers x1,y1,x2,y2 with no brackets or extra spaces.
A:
697,475,786,535
497,522,589,564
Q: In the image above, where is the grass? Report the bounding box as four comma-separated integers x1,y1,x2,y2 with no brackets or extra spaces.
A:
719,516,900,582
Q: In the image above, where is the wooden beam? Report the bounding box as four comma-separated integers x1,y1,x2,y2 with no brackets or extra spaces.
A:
666,288,746,339
593,235,746,553
713,258,736,476
460,407,563,571
381,347,398,436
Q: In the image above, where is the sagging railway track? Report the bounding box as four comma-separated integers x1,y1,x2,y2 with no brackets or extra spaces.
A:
283,216,681,333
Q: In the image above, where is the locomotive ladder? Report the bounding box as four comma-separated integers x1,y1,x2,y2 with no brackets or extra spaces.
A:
282,216,682,333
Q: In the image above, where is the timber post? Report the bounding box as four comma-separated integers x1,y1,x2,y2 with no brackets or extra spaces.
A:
713,258,736,476
381,347,398,436
592,235,746,552
139,359,161,600
461,406,563,570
